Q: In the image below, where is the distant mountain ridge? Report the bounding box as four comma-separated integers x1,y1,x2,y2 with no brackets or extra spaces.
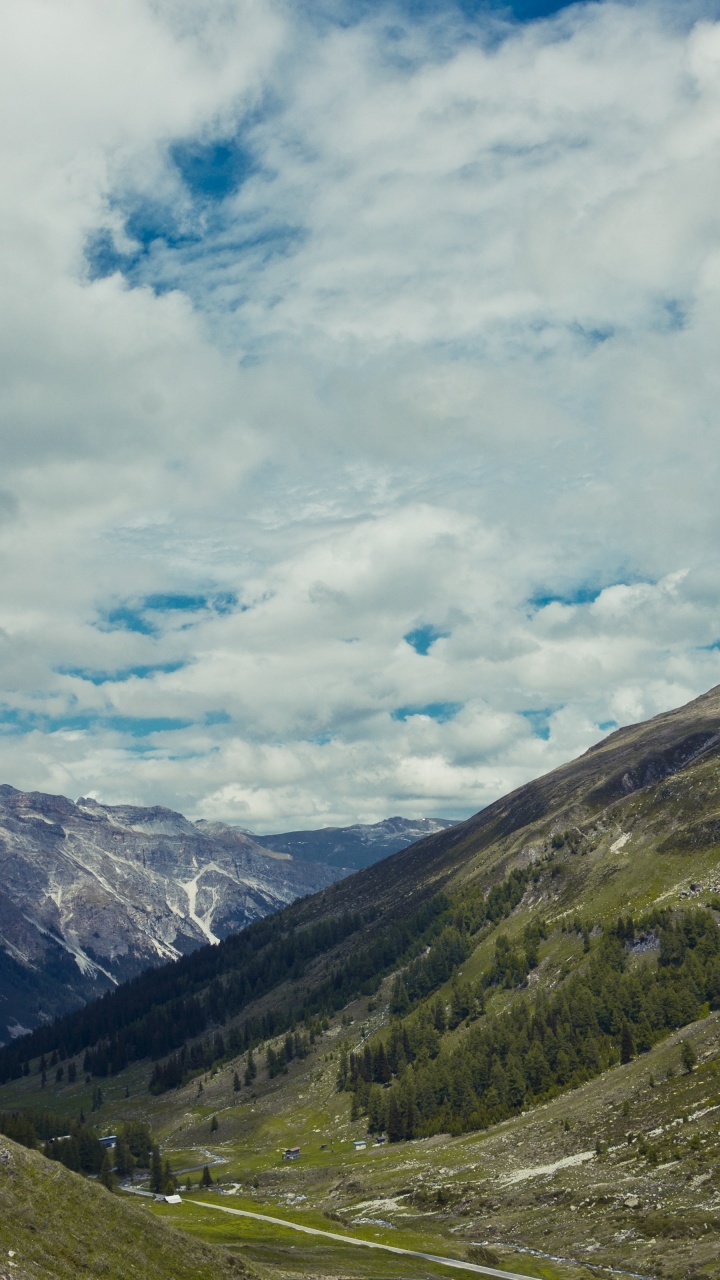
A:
0,788,458,1043
255,815,458,869
0,786,345,1043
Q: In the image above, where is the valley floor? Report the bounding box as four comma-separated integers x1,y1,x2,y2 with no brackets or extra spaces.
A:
5,993,716,1280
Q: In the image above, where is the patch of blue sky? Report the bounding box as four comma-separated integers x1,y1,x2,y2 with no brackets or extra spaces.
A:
85,194,201,283
171,137,256,202
529,583,604,609
404,624,450,655
699,640,720,651
0,707,192,737
598,720,619,731
96,591,240,633
58,662,185,686
313,0,585,31
519,707,559,739
143,593,212,612
86,209,305,312
97,604,159,635
392,701,463,723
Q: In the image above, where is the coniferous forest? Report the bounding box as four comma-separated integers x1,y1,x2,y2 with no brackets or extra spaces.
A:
344,906,720,1140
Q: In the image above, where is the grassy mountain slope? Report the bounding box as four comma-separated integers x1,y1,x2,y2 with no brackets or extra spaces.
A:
0,1133,244,1280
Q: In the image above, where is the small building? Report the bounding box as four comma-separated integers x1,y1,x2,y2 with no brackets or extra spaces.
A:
98,1135,117,1149
374,1135,387,1145
165,1193,182,1204
353,1140,367,1151
283,1147,301,1160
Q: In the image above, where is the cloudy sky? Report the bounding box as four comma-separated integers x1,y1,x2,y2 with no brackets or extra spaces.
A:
2,0,720,831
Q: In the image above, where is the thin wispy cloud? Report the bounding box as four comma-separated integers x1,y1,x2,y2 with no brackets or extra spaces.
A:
0,0,719,828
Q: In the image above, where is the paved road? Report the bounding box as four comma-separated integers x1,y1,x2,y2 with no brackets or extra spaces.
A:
182,1199,540,1280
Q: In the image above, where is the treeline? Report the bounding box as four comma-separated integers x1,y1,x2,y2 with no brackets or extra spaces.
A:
0,859,541,1095
146,871,539,1095
389,869,534,1016
146,894,459,1093
347,906,720,1141
149,1022,315,1092
0,1106,153,1180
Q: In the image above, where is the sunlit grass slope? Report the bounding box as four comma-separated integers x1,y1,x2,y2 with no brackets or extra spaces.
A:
0,1134,244,1280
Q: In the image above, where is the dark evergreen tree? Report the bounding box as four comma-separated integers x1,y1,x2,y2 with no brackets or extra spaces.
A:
620,1022,634,1064
150,1144,163,1193
244,1048,257,1087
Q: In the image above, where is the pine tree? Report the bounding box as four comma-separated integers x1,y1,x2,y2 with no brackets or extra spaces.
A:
386,1093,403,1143
114,1136,134,1179
210,1114,218,1133
390,976,410,1016
201,1164,213,1188
244,1048,257,1087
432,997,446,1033
336,1049,349,1092
150,1145,163,1193
680,1040,697,1073
233,1071,241,1092
620,1022,635,1064
99,1150,115,1192
367,1085,386,1134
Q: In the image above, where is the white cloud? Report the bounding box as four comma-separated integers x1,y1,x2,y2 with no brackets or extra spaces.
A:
0,0,719,829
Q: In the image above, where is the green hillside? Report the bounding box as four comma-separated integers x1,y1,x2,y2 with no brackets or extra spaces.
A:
2,685,720,1279
0,1132,244,1280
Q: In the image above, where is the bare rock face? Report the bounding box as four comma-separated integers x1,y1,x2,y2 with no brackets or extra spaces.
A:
0,785,345,1042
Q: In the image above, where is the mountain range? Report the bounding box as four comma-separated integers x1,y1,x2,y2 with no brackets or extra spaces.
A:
255,816,457,869
0,787,453,1044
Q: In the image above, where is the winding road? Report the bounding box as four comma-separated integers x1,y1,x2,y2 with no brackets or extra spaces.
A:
183,1199,540,1279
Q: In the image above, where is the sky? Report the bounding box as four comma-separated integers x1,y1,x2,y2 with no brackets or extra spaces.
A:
2,0,720,832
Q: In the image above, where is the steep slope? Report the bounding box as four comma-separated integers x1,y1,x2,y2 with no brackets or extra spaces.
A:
0,786,343,1042
0,1134,242,1280
255,817,458,870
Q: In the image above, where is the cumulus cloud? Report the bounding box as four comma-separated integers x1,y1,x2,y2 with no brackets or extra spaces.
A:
0,0,719,829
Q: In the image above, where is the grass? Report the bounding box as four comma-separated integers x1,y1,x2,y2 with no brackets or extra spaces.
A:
0,1135,243,1280
141,1190,589,1280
